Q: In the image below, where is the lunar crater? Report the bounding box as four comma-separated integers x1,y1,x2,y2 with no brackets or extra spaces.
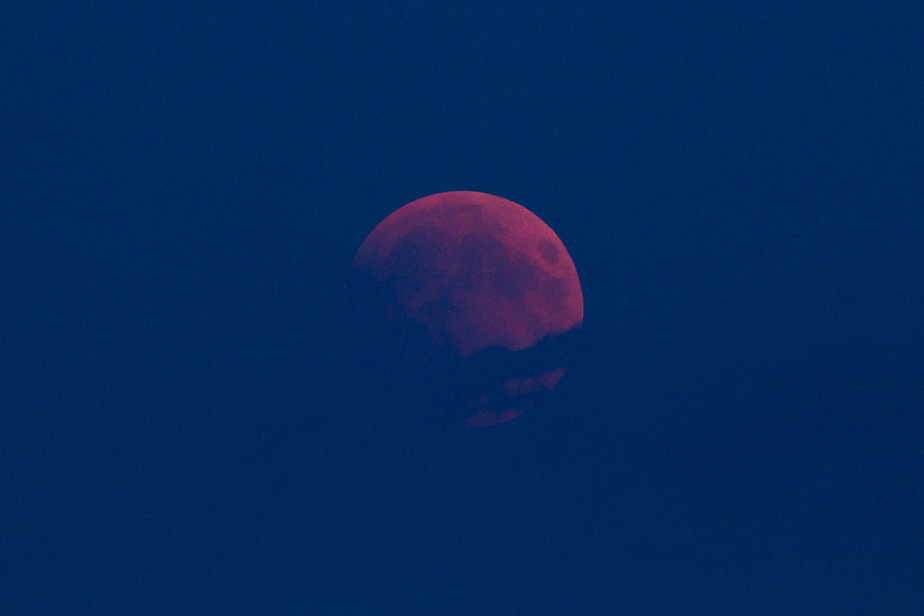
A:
538,239,560,264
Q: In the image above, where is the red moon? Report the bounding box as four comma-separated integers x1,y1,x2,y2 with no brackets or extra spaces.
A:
348,191,583,428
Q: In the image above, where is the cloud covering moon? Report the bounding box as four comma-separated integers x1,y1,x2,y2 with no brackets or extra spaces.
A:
348,191,583,428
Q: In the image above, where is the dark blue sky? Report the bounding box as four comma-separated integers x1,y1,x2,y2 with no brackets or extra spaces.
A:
3,1,922,614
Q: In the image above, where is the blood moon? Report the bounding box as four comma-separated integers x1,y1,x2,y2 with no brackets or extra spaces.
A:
347,191,583,428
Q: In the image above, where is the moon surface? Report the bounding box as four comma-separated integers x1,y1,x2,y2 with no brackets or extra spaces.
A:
347,191,583,428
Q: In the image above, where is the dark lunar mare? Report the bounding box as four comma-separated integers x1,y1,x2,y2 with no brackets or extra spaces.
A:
357,220,573,353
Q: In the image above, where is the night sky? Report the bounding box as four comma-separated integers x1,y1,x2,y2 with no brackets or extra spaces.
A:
3,2,923,614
